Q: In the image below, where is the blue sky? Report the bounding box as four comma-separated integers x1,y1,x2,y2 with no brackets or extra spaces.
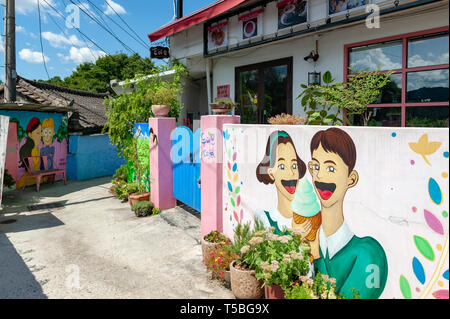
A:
0,0,215,81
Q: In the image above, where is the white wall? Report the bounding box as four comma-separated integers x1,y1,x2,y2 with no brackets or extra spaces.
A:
222,124,449,299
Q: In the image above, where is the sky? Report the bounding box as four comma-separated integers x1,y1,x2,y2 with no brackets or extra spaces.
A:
0,0,216,81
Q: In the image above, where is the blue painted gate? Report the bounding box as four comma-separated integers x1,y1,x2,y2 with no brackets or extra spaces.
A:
172,126,201,212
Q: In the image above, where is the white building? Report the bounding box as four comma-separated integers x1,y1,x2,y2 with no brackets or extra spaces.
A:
148,0,449,127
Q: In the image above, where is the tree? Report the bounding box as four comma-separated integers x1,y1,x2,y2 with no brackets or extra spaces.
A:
39,53,155,93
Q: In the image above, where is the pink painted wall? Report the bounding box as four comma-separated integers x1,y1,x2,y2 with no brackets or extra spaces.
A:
200,115,240,237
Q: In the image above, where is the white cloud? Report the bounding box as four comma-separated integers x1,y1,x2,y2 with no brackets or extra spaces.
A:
16,25,26,33
104,0,126,15
59,46,107,64
42,31,85,48
19,48,50,64
0,0,57,15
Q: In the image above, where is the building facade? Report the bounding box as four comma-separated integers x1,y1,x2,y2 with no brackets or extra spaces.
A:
149,0,449,127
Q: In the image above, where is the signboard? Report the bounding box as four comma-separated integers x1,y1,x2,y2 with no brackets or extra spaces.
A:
328,0,368,15
208,22,228,50
239,9,264,40
217,85,231,98
150,46,170,59
277,0,308,30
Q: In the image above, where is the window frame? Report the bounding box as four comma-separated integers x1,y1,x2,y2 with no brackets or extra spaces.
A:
344,26,449,127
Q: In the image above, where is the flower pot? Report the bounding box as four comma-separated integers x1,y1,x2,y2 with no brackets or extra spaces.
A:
152,104,170,117
201,236,224,263
230,261,264,299
128,192,150,207
210,103,232,115
264,284,285,299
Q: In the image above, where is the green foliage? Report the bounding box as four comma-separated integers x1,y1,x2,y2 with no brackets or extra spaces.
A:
3,169,15,188
151,207,162,216
39,53,155,93
103,61,187,159
285,272,338,299
227,220,266,256
111,180,139,201
55,115,68,142
113,164,128,182
297,71,344,126
144,81,181,106
131,200,154,218
127,138,150,192
204,231,230,244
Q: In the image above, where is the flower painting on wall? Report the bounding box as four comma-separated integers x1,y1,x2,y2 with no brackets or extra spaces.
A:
277,0,308,30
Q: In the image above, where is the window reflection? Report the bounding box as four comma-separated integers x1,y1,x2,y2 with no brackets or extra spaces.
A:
373,73,402,104
408,33,449,68
349,40,403,72
407,69,449,103
353,107,401,127
406,106,449,127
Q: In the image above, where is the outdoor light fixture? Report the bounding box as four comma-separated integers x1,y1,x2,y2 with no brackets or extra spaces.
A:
304,39,320,62
308,72,321,85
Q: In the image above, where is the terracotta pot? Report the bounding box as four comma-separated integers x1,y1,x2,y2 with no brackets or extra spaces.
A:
152,104,170,117
210,103,232,115
230,261,264,299
128,192,150,207
264,284,285,299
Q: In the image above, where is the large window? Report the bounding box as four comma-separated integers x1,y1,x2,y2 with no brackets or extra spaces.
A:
345,27,449,127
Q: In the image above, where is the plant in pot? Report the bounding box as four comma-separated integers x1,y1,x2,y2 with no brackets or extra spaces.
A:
131,200,154,218
201,231,230,264
125,129,151,206
268,113,308,125
284,272,339,299
210,99,237,115
145,81,181,118
203,241,237,288
227,221,267,299
250,227,311,299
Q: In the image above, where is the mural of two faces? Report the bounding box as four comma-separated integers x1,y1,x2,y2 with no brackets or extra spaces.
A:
0,111,68,188
223,125,449,299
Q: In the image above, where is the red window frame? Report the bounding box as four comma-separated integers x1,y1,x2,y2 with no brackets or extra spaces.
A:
344,26,449,127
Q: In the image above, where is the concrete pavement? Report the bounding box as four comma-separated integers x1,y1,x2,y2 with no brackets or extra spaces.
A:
0,177,234,299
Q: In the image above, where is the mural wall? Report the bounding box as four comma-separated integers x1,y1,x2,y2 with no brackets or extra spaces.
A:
0,115,10,206
222,124,449,299
0,111,68,189
130,123,150,192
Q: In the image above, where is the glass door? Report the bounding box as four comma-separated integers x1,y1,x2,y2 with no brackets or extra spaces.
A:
236,57,292,124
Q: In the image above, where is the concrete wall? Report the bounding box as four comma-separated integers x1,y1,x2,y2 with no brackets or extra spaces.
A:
0,110,68,188
222,124,449,299
67,134,125,181
0,115,9,205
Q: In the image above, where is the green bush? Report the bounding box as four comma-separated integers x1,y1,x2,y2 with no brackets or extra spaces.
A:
131,200,154,217
3,169,15,189
113,165,128,182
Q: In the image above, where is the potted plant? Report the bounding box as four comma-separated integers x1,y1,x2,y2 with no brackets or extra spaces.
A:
201,231,230,263
268,113,308,125
284,273,338,299
227,221,266,299
125,129,151,206
250,227,311,299
210,99,237,114
145,82,181,117
203,241,237,288
131,200,154,217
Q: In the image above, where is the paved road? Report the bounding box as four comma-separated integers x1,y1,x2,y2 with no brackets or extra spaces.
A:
0,177,233,299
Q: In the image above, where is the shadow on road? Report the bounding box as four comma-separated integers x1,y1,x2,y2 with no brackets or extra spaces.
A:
0,233,47,299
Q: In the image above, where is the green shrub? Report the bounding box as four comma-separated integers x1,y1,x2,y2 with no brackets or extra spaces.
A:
151,207,162,216
204,231,230,244
3,169,15,188
131,200,154,217
113,164,128,182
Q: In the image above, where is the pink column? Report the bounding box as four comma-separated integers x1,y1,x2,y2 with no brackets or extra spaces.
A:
200,115,240,237
149,117,177,210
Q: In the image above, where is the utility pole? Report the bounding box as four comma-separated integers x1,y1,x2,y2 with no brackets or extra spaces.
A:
4,0,16,103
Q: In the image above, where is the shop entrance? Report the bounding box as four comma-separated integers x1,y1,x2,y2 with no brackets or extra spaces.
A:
235,57,293,124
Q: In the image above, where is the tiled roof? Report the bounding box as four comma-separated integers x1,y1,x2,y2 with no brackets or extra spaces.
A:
0,76,110,134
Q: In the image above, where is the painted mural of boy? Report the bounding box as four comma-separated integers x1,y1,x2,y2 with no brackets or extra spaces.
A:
40,118,55,169
308,128,388,299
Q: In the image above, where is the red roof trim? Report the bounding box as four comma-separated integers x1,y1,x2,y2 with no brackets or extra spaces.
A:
148,0,247,42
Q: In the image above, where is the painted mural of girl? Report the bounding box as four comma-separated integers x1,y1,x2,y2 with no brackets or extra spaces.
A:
17,117,42,188
254,131,310,234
